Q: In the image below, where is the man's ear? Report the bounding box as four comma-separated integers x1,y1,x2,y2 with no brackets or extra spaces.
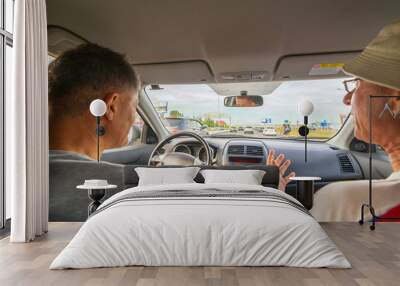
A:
103,93,119,121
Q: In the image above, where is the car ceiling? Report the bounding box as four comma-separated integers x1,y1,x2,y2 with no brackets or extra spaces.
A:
46,0,400,84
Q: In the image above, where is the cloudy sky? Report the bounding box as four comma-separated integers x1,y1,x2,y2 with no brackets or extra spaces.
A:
146,78,351,128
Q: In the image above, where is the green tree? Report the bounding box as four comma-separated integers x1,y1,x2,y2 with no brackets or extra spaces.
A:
201,118,215,127
169,110,184,118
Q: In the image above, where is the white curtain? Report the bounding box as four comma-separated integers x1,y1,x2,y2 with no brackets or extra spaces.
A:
9,0,49,242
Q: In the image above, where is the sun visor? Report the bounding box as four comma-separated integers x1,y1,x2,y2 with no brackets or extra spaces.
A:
134,61,214,85
273,52,361,81
48,26,87,57
208,82,281,96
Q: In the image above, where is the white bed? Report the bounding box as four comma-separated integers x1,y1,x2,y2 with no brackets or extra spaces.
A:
50,183,350,269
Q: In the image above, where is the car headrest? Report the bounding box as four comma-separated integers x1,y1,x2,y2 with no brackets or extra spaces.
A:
124,165,280,188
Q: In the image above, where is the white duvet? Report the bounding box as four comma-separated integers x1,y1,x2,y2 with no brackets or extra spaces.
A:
50,183,350,269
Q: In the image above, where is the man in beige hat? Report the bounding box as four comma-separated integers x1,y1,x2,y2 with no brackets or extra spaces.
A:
311,20,400,221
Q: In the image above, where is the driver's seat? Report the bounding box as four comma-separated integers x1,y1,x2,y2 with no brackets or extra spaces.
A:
49,159,128,221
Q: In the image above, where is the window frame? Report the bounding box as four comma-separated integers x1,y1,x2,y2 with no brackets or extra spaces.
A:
129,108,159,146
0,0,14,229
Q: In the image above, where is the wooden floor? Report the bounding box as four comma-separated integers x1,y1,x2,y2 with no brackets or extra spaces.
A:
1,223,400,286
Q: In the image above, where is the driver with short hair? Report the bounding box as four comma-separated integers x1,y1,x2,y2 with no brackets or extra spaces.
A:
49,43,140,161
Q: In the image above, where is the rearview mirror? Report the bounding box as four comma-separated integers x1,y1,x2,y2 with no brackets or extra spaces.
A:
224,95,263,107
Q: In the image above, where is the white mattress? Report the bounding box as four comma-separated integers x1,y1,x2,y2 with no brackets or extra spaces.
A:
50,183,350,269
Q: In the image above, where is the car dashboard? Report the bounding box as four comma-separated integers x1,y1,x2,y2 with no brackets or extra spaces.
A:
172,142,218,163
169,137,365,192
103,136,391,193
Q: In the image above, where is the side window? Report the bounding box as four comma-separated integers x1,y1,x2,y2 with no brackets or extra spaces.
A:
128,113,144,145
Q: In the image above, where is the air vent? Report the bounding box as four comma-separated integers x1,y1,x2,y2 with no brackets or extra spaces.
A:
228,145,245,155
246,146,264,156
338,154,355,173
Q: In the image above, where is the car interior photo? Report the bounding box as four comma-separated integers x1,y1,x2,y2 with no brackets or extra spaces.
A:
1,0,400,285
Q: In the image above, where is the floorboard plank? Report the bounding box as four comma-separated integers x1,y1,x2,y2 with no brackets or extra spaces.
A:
0,222,400,286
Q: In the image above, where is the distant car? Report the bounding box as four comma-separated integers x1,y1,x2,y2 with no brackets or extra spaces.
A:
230,128,238,133
244,127,254,134
263,126,277,136
238,127,244,131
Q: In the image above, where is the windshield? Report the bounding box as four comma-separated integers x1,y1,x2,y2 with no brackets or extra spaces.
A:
145,78,351,140
163,117,203,133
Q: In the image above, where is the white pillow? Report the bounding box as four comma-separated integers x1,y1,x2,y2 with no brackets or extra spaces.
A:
200,169,266,185
135,167,200,186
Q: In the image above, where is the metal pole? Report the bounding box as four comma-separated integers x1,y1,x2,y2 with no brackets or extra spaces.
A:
368,96,372,207
96,116,100,162
305,131,307,162
304,116,308,163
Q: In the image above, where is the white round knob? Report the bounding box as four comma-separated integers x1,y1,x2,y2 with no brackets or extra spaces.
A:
89,99,107,117
298,100,314,116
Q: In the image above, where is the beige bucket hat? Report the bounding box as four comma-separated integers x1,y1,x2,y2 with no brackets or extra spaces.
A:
343,19,400,91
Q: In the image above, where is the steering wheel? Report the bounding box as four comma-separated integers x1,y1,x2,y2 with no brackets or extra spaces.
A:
148,131,213,166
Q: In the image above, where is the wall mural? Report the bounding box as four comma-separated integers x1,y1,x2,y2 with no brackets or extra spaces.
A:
360,95,400,230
